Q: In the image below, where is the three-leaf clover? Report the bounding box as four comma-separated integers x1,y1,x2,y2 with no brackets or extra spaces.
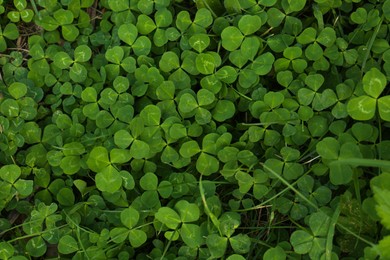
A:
37,9,79,41
297,27,336,61
347,68,390,121
53,45,92,83
7,0,34,22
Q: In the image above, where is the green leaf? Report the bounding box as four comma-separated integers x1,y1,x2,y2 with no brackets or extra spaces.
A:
180,223,203,248
189,33,210,53
7,11,20,23
114,130,133,149
264,92,284,109
54,9,73,25
161,145,180,163
347,96,376,121
238,15,262,35
263,246,287,260
96,110,114,128
108,0,129,12
196,152,219,175
329,162,353,185
118,23,138,46
3,23,19,40
140,105,161,126
197,89,215,106
70,63,87,83
180,140,201,158
0,165,21,184
215,66,237,83
305,74,324,91
13,179,33,197
140,172,158,190
229,234,251,254
95,165,122,193
378,96,390,122
105,46,124,64
86,146,110,172
194,8,213,28
155,207,181,229
81,87,97,102
351,8,367,24
74,45,92,62
121,207,139,229
153,28,168,46
0,99,19,117
250,52,275,75
377,236,390,259
26,236,47,257
132,36,152,56
290,230,313,254
241,36,260,61
110,227,129,243
316,137,339,160
0,242,14,259
179,93,198,113
57,187,75,206
62,24,79,42
305,42,323,61
120,170,135,190
206,234,228,258
196,53,216,75
363,68,387,98
129,140,150,159
155,8,172,27
137,14,156,34
128,229,147,248
121,56,137,73
384,0,390,20
312,89,338,111
175,200,200,222
297,27,316,44
53,52,73,69
8,82,27,99
58,235,79,254
212,100,235,122
113,76,130,93
159,51,180,72
60,156,81,175
110,148,131,164
317,27,336,47
176,11,191,32
282,0,306,13
221,26,244,51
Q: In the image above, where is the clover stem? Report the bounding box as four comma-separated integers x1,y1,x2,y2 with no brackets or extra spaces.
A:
313,4,324,31
30,0,41,20
361,15,384,75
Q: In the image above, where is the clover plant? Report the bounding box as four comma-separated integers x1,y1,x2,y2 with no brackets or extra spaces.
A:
0,0,390,259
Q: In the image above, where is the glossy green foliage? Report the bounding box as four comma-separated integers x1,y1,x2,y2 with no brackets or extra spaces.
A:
0,0,389,259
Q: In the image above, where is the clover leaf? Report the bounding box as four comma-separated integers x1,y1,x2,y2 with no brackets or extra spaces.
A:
221,27,244,51
290,211,331,259
0,24,19,52
105,46,136,79
37,9,79,41
7,0,34,23
347,68,390,121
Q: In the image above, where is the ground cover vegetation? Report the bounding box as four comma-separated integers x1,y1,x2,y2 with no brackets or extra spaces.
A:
0,0,390,259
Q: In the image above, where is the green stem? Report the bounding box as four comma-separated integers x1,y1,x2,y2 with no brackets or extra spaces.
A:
325,204,340,260
313,4,324,31
30,0,41,20
330,158,390,168
361,15,384,75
